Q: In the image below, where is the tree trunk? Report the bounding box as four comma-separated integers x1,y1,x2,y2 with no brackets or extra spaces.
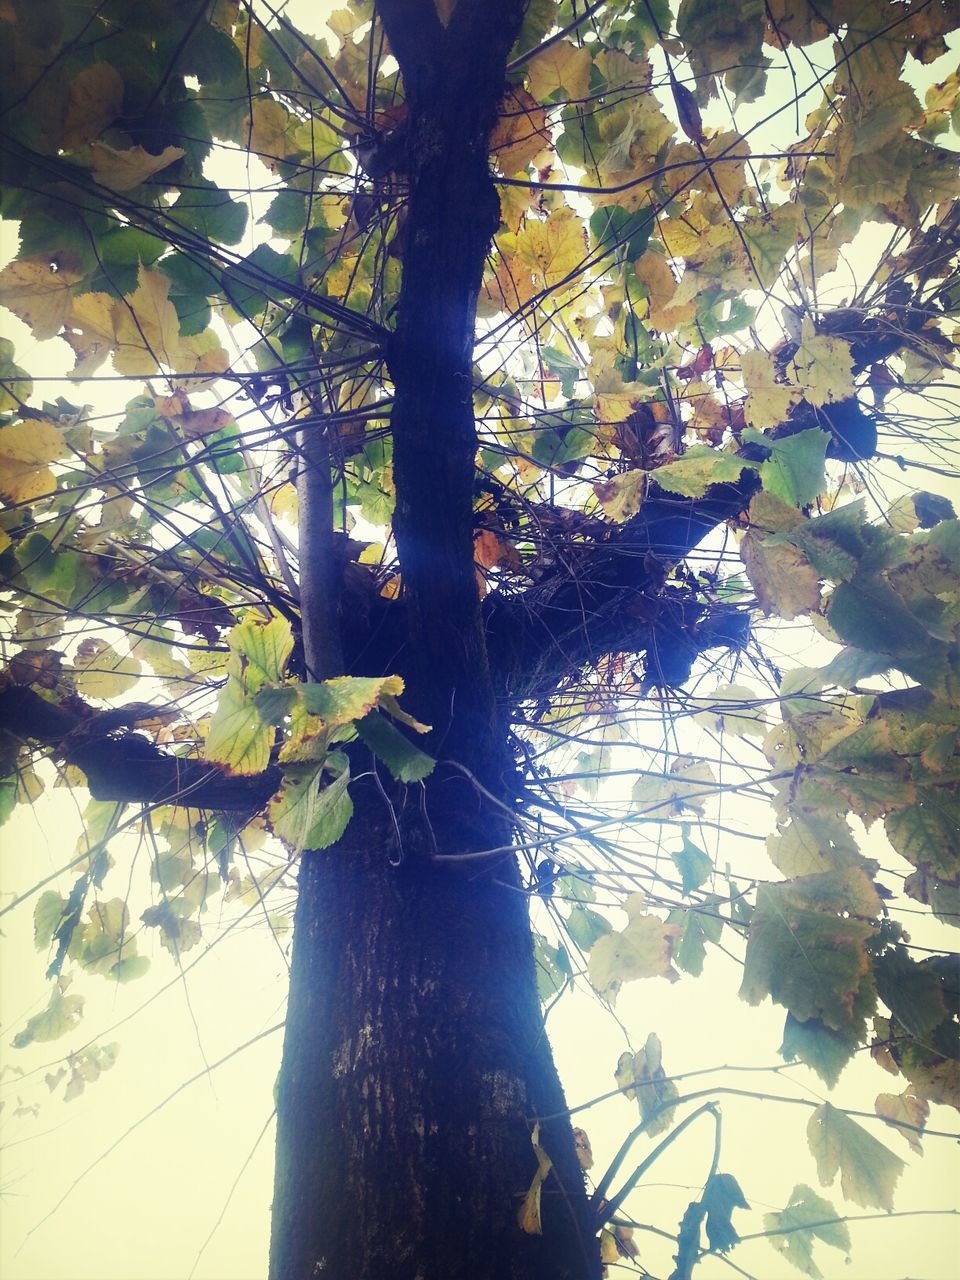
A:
270,5,599,1276
270,775,599,1280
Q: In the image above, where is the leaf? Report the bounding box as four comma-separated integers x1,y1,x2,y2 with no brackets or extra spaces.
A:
247,97,301,171
703,1172,748,1252
490,86,549,174
113,267,184,374
356,711,435,783
671,830,712,893
651,446,755,498
744,427,828,507
527,40,592,103
742,529,821,619
0,336,33,411
512,207,586,294
0,417,67,503
34,890,67,949
73,639,141,699
741,350,801,429
740,873,878,1034
791,321,855,408
874,1090,928,1154
299,674,406,726
873,947,948,1039
226,614,294,688
13,983,84,1048
565,903,611,950
573,1127,593,1170
690,682,768,738
594,469,646,522
517,1122,553,1234
763,1183,850,1279
305,766,353,850
634,251,697,330
668,901,724,976
204,616,293,775
0,257,81,339
884,793,960,878
587,898,682,1003
63,63,124,150
806,1102,904,1211
615,1031,680,1136
780,1014,858,1088
87,142,185,191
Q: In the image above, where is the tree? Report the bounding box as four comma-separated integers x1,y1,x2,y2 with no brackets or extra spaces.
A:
0,1,958,1277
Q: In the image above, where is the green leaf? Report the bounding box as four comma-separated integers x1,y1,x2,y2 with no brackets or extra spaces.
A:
652,446,756,498
587,897,682,1002
763,1183,850,1279
300,675,407,727
884,791,960,878
305,767,354,850
225,615,294,689
204,675,274,775
780,1014,857,1088
13,983,84,1048
740,873,879,1033
356,711,435,783
743,427,828,507
671,831,712,894
806,1102,904,1211
873,948,948,1039
566,903,611,950
667,902,723,976
0,774,18,827
34,890,67,949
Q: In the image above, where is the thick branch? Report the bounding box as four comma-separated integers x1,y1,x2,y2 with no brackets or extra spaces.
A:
483,474,759,698
0,685,280,811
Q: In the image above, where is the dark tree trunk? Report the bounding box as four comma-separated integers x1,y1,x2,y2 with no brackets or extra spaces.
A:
270,777,598,1280
270,5,600,1278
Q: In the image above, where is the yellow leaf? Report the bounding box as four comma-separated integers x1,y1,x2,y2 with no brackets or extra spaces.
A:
633,253,696,331
204,677,274,775
247,97,301,172
594,469,646,522
87,141,184,191
742,349,801,429
513,207,587,295
791,320,855,407
173,407,234,440
527,40,592,103
517,1123,553,1235
73,639,141,699
113,267,182,375
874,1091,928,1154
490,86,549,175
0,257,82,340
0,417,67,503
573,1127,593,1170
742,529,821,619
807,1102,904,1211
174,328,231,388
588,898,682,1003
62,62,123,150
63,291,116,375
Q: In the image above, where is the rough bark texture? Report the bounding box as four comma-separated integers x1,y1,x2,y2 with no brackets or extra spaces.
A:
270,776,597,1280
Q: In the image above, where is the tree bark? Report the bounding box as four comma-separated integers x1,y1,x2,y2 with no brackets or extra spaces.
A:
270,775,598,1280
